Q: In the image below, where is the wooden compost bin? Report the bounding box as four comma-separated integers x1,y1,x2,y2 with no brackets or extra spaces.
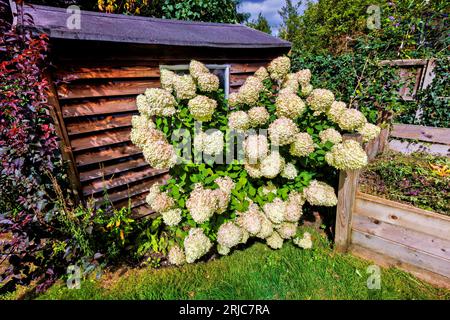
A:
16,4,291,217
335,135,450,289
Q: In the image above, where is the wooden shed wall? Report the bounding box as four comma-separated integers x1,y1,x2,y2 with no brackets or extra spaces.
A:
48,41,288,217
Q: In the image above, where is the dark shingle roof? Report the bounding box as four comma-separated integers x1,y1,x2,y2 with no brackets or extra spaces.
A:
18,4,291,49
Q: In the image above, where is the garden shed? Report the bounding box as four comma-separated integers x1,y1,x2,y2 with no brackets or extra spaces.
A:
15,4,291,217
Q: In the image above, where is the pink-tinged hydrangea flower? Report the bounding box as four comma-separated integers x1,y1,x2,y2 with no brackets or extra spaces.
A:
188,95,217,122
303,180,338,207
267,56,290,81
325,140,368,170
327,101,346,123
296,69,311,85
263,198,286,224
161,208,182,226
142,140,177,169
268,117,299,146
256,214,274,239
238,76,264,105
261,151,285,179
184,228,212,263
289,132,315,157
285,191,304,222
294,232,313,249
243,134,269,163
186,184,218,224
137,88,177,116
147,191,175,213
281,162,298,180
236,204,263,236
276,222,298,239
217,222,243,249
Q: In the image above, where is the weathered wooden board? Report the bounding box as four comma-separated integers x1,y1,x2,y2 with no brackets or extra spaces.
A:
78,157,149,182
62,97,137,118
71,127,131,151
390,124,450,145
352,214,450,260
354,192,450,240
388,139,450,157
55,66,160,81
352,230,450,278
66,114,134,135
75,144,141,167
57,79,159,99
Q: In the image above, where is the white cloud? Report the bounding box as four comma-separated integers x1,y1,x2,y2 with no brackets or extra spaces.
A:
239,0,304,35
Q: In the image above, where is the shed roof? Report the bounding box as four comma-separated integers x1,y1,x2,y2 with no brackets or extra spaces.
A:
17,4,291,49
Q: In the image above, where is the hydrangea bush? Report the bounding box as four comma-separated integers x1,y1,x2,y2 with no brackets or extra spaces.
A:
131,56,380,265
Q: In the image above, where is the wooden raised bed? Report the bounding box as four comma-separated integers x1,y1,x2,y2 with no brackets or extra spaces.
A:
335,135,450,289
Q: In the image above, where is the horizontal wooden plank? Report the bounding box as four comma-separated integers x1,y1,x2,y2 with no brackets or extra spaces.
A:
55,66,160,81
352,214,450,260
131,204,158,219
230,74,248,87
230,63,266,74
388,139,450,157
62,97,137,118
115,192,148,210
349,244,450,289
391,124,450,145
71,127,131,151
352,230,450,278
380,59,428,66
67,114,134,135
354,192,450,240
79,156,148,182
82,166,167,196
75,144,142,167
57,79,159,99
94,174,169,204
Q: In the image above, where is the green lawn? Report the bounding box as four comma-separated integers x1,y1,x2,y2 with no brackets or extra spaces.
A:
5,228,449,300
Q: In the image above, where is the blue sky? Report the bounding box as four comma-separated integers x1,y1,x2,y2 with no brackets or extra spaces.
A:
238,0,306,35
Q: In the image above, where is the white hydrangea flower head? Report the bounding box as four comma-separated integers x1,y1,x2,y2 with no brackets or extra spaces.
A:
260,151,285,179
217,222,244,249
238,76,264,105
285,197,303,222
142,140,177,169
145,183,161,206
300,83,313,97
296,69,311,85
244,162,262,178
197,72,220,92
188,95,217,122
186,184,218,224
212,188,231,214
173,74,197,100
227,92,241,107
189,60,209,79
319,128,343,145
217,244,231,256
193,130,224,156
248,106,269,127
160,69,176,93
237,204,263,235
267,56,291,81
288,190,306,207
327,101,347,123
294,232,313,249
131,114,155,131
215,176,235,194
184,228,212,263
266,231,284,249
304,180,338,207
289,132,315,157
357,123,381,142
263,197,286,224
337,109,367,131
281,73,300,93
254,66,270,81
243,134,269,163
268,117,299,146
149,191,175,213
256,214,274,239
275,92,306,119
306,88,335,114
276,222,298,239
325,140,368,170
281,162,298,180
168,245,186,266
228,111,250,131
161,208,182,226
137,88,177,116
130,116,161,148
262,182,277,195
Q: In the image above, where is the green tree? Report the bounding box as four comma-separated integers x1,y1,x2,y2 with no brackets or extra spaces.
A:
246,12,272,34
278,0,301,42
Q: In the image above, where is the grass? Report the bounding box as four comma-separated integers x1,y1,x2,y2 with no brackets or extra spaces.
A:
7,228,448,300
